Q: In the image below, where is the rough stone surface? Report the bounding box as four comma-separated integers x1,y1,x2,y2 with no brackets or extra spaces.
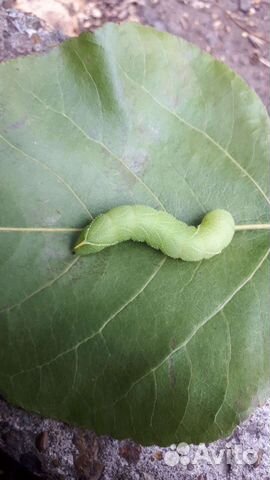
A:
139,0,270,111
0,398,270,479
0,6,65,63
0,5,269,479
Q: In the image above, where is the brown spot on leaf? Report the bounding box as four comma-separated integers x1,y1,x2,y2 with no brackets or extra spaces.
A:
7,116,28,130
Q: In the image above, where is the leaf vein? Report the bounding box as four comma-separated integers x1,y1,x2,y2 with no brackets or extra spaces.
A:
117,63,270,206
1,257,79,314
9,256,167,379
14,81,166,212
102,247,270,412
0,132,92,220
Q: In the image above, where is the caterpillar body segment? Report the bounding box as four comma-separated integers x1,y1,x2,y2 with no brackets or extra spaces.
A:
74,205,235,261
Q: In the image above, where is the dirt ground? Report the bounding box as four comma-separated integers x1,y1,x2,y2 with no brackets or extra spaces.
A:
3,0,270,109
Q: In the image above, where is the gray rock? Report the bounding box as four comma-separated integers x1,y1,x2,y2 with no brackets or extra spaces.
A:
238,0,252,13
0,6,65,63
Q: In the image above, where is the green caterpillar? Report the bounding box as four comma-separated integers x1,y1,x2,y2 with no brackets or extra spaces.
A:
74,205,235,261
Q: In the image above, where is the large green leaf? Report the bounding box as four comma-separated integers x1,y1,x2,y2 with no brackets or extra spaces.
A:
0,23,269,446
